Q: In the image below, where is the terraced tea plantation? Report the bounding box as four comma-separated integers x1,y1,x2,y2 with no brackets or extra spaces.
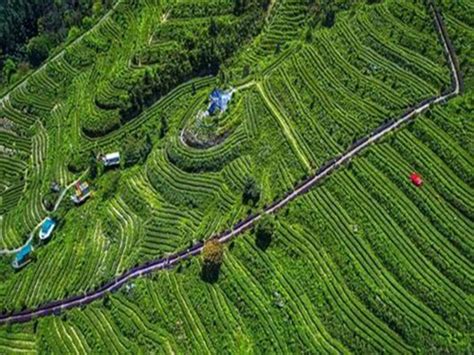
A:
0,0,472,353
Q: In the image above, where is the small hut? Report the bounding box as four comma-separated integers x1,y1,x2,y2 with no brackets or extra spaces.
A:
208,89,232,115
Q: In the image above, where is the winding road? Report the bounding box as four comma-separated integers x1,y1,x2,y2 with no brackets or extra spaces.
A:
0,3,462,325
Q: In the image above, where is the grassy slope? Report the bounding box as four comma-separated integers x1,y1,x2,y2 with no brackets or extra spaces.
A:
0,0,472,353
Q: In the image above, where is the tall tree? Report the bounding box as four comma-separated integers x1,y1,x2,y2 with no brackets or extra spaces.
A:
201,239,224,283
26,35,51,66
254,214,275,250
242,176,260,206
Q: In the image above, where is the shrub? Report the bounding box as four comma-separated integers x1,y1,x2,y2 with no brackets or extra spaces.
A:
255,214,275,250
98,171,121,201
88,151,98,180
68,152,88,173
201,239,224,283
242,176,260,206
42,191,58,211
123,133,153,167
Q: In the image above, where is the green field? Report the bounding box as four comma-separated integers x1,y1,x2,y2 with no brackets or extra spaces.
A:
0,0,472,353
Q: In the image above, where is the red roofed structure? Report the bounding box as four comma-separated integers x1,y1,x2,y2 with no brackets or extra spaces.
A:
410,172,423,187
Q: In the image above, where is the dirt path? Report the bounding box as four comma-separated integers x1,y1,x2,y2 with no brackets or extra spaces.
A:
257,82,312,172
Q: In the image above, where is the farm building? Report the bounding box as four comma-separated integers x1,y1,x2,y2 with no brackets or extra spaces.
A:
410,172,423,187
102,152,120,167
208,89,233,115
39,217,56,241
71,181,91,204
12,244,33,269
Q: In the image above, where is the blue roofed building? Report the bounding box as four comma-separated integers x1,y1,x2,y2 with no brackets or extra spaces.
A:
208,88,233,115
12,244,33,269
39,217,56,241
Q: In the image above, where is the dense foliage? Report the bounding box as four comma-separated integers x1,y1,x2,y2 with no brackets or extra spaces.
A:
83,0,269,137
201,239,224,283
0,0,112,88
254,214,275,250
242,176,261,206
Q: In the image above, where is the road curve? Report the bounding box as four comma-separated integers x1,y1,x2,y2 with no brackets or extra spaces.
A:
0,2,461,325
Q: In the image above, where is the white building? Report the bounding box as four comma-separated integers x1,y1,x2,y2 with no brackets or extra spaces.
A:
102,152,120,167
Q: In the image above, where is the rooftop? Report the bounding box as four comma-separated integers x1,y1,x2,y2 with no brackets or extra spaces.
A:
208,88,232,114
104,152,120,161
15,244,32,262
41,217,55,234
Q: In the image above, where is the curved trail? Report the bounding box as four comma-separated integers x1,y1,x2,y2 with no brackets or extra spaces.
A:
0,3,461,325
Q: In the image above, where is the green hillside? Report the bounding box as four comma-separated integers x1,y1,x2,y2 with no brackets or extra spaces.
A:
0,0,472,353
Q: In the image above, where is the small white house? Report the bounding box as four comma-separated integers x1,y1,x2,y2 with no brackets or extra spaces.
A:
102,152,120,167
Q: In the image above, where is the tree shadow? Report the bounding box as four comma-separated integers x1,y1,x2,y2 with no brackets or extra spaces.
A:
200,262,221,284
256,233,272,251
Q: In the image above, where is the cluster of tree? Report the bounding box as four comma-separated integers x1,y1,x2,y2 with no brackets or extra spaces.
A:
86,0,268,137
67,150,89,173
201,239,224,283
123,133,153,167
307,0,369,29
67,132,152,176
242,176,261,206
0,0,112,88
234,0,271,16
